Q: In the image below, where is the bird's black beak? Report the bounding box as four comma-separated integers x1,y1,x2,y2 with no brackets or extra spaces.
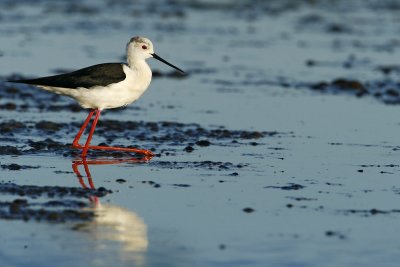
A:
151,53,185,73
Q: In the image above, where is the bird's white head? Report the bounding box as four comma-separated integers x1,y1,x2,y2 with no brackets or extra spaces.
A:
126,36,184,73
126,36,154,64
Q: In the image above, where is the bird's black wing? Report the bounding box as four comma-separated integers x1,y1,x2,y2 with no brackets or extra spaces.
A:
8,63,127,89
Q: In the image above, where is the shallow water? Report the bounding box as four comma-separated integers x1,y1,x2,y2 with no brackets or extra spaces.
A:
1,0,400,266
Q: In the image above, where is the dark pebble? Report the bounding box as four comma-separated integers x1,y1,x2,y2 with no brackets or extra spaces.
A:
184,146,194,152
265,183,305,190
97,187,107,192
325,230,334,236
243,207,255,213
173,184,191,187
327,23,350,33
281,184,304,190
196,140,211,147
305,59,316,67
370,208,383,215
325,230,346,239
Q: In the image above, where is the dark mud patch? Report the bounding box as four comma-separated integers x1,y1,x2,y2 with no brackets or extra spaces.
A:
141,180,161,188
355,164,400,174
0,120,26,134
242,207,255,213
305,78,400,104
359,164,399,168
94,120,273,143
172,184,191,188
309,79,366,96
325,230,347,239
376,65,400,76
0,120,66,136
27,138,66,149
0,118,281,157
0,182,111,198
286,196,317,202
265,183,305,190
35,121,64,132
0,183,112,223
329,142,399,153
149,161,248,171
0,146,23,155
325,182,343,186
0,198,94,222
339,208,400,217
196,140,211,147
184,145,194,153
1,164,40,171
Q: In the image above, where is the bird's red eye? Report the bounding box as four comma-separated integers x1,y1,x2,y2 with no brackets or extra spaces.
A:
142,45,147,50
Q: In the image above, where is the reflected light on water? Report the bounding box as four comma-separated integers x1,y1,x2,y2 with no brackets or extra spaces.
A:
72,157,149,266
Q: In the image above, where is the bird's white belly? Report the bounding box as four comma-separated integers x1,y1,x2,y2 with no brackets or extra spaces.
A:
74,82,146,109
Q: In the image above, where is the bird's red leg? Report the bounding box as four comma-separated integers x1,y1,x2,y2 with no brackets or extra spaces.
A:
72,110,95,148
74,108,154,158
83,161,95,189
81,109,101,157
72,159,99,205
82,159,99,204
72,161,88,189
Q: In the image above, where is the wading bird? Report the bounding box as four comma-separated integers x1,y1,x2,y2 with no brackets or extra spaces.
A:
9,36,184,158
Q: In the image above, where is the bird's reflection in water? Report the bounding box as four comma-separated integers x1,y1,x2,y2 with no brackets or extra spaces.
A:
72,156,151,266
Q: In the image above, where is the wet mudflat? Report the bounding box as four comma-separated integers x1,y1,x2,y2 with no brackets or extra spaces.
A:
1,0,400,266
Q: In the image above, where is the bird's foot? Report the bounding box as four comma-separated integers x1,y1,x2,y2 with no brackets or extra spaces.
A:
72,143,154,158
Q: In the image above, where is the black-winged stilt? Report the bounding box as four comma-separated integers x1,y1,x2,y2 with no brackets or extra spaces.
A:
9,36,184,158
